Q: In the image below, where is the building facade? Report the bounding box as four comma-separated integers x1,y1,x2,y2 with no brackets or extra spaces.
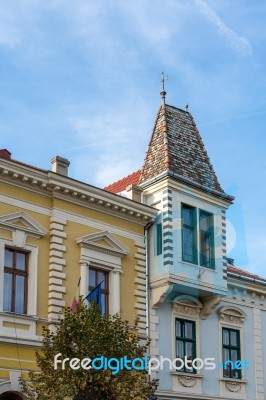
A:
0,150,156,399
105,100,266,400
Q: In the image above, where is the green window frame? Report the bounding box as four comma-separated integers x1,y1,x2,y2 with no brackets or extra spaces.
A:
199,210,215,269
156,223,162,256
181,204,197,264
175,318,196,373
222,328,241,379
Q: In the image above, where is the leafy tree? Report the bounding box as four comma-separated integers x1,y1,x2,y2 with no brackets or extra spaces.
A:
21,301,158,400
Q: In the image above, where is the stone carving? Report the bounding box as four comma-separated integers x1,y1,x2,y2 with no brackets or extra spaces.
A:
178,375,196,388
172,296,202,317
225,381,241,392
218,306,246,326
200,296,221,319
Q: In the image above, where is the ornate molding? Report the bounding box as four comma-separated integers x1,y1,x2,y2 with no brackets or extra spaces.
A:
225,381,241,392
0,211,48,238
76,231,129,258
218,306,246,326
172,295,202,317
178,375,196,388
200,296,221,319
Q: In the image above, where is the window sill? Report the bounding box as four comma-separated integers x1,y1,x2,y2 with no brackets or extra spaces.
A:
220,377,247,383
171,371,202,391
171,371,202,378
180,259,216,272
220,377,247,395
0,311,39,320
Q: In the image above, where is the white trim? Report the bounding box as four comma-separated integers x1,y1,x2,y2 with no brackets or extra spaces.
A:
0,194,145,245
0,237,40,345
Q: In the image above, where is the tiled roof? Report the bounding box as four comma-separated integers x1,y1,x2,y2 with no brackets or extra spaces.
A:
139,104,224,194
104,169,142,194
228,266,266,283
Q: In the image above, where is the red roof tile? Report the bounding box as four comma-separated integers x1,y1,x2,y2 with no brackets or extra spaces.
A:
104,169,142,193
228,266,266,283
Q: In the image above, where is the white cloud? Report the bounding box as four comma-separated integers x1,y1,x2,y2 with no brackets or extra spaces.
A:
194,0,253,57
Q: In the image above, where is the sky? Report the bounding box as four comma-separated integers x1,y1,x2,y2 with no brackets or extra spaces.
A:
0,0,265,276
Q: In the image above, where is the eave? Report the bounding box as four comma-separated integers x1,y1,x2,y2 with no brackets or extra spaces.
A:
0,158,157,225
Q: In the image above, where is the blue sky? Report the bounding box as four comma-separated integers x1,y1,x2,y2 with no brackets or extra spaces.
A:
0,0,265,276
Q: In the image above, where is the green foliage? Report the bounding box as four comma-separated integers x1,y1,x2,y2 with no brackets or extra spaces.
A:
21,301,158,400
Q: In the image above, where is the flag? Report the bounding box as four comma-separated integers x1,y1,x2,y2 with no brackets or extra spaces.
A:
85,281,103,314
71,277,81,313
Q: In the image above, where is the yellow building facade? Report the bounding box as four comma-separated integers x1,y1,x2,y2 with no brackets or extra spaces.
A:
0,150,156,399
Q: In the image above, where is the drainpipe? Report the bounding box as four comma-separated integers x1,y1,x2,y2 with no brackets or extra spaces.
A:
144,222,153,346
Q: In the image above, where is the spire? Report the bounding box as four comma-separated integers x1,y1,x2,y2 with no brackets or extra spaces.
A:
139,103,226,196
160,72,168,104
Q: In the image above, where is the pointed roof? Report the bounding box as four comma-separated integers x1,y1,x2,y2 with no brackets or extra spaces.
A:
104,169,142,194
139,103,224,194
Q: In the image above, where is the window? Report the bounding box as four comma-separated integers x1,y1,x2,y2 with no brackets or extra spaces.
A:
89,267,109,314
181,204,215,269
222,328,241,379
181,205,197,264
175,318,196,373
199,211,214,268
156,223,162,256
3,248,28,314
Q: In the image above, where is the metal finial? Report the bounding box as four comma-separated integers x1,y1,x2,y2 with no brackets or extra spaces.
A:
185,104,189,111
160,72,168,104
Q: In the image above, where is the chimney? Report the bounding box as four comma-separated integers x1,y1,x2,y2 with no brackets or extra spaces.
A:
51,156,70,177
0,149,11,160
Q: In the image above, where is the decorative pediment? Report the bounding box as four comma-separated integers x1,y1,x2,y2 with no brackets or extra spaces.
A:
76,231,129,257
218,306,246,326
172,295,202,317
0,211,48,238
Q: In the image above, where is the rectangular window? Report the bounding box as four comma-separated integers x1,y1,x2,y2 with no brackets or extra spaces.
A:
182,204,197,264
222,328,241,379
89,267,109,314
175,318,196,373
3,248,28,314
199,210,215,268
156,223,162,256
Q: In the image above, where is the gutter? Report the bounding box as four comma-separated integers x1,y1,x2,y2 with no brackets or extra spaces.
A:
139,169,234,203
227,271,266,287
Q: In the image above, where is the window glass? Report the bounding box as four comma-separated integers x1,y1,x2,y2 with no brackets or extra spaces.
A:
16,252,26,270
4,249,13,267
222,328,241,379
89,269,96,287
3,273,12,311
185,322,193,339
230,331,237,346
15,275,25,313
176,318,196,373
176,320,181,337
223,329,230,345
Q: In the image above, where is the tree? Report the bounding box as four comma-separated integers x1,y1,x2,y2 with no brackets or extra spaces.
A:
21,302,158,400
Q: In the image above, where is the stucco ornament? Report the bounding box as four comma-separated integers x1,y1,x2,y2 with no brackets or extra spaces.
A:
178,375,196,388
225,381,241,392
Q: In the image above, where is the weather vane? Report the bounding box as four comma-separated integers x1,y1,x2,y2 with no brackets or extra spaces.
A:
160,72,168,104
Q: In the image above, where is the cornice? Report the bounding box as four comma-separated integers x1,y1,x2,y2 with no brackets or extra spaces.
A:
0,159,157,224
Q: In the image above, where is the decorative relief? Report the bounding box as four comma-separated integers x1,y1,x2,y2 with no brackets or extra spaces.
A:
218,306,246,326
225,381,241,392
251,292,256,303
172,295,202,317
200,296,221,319
178,375,196,388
